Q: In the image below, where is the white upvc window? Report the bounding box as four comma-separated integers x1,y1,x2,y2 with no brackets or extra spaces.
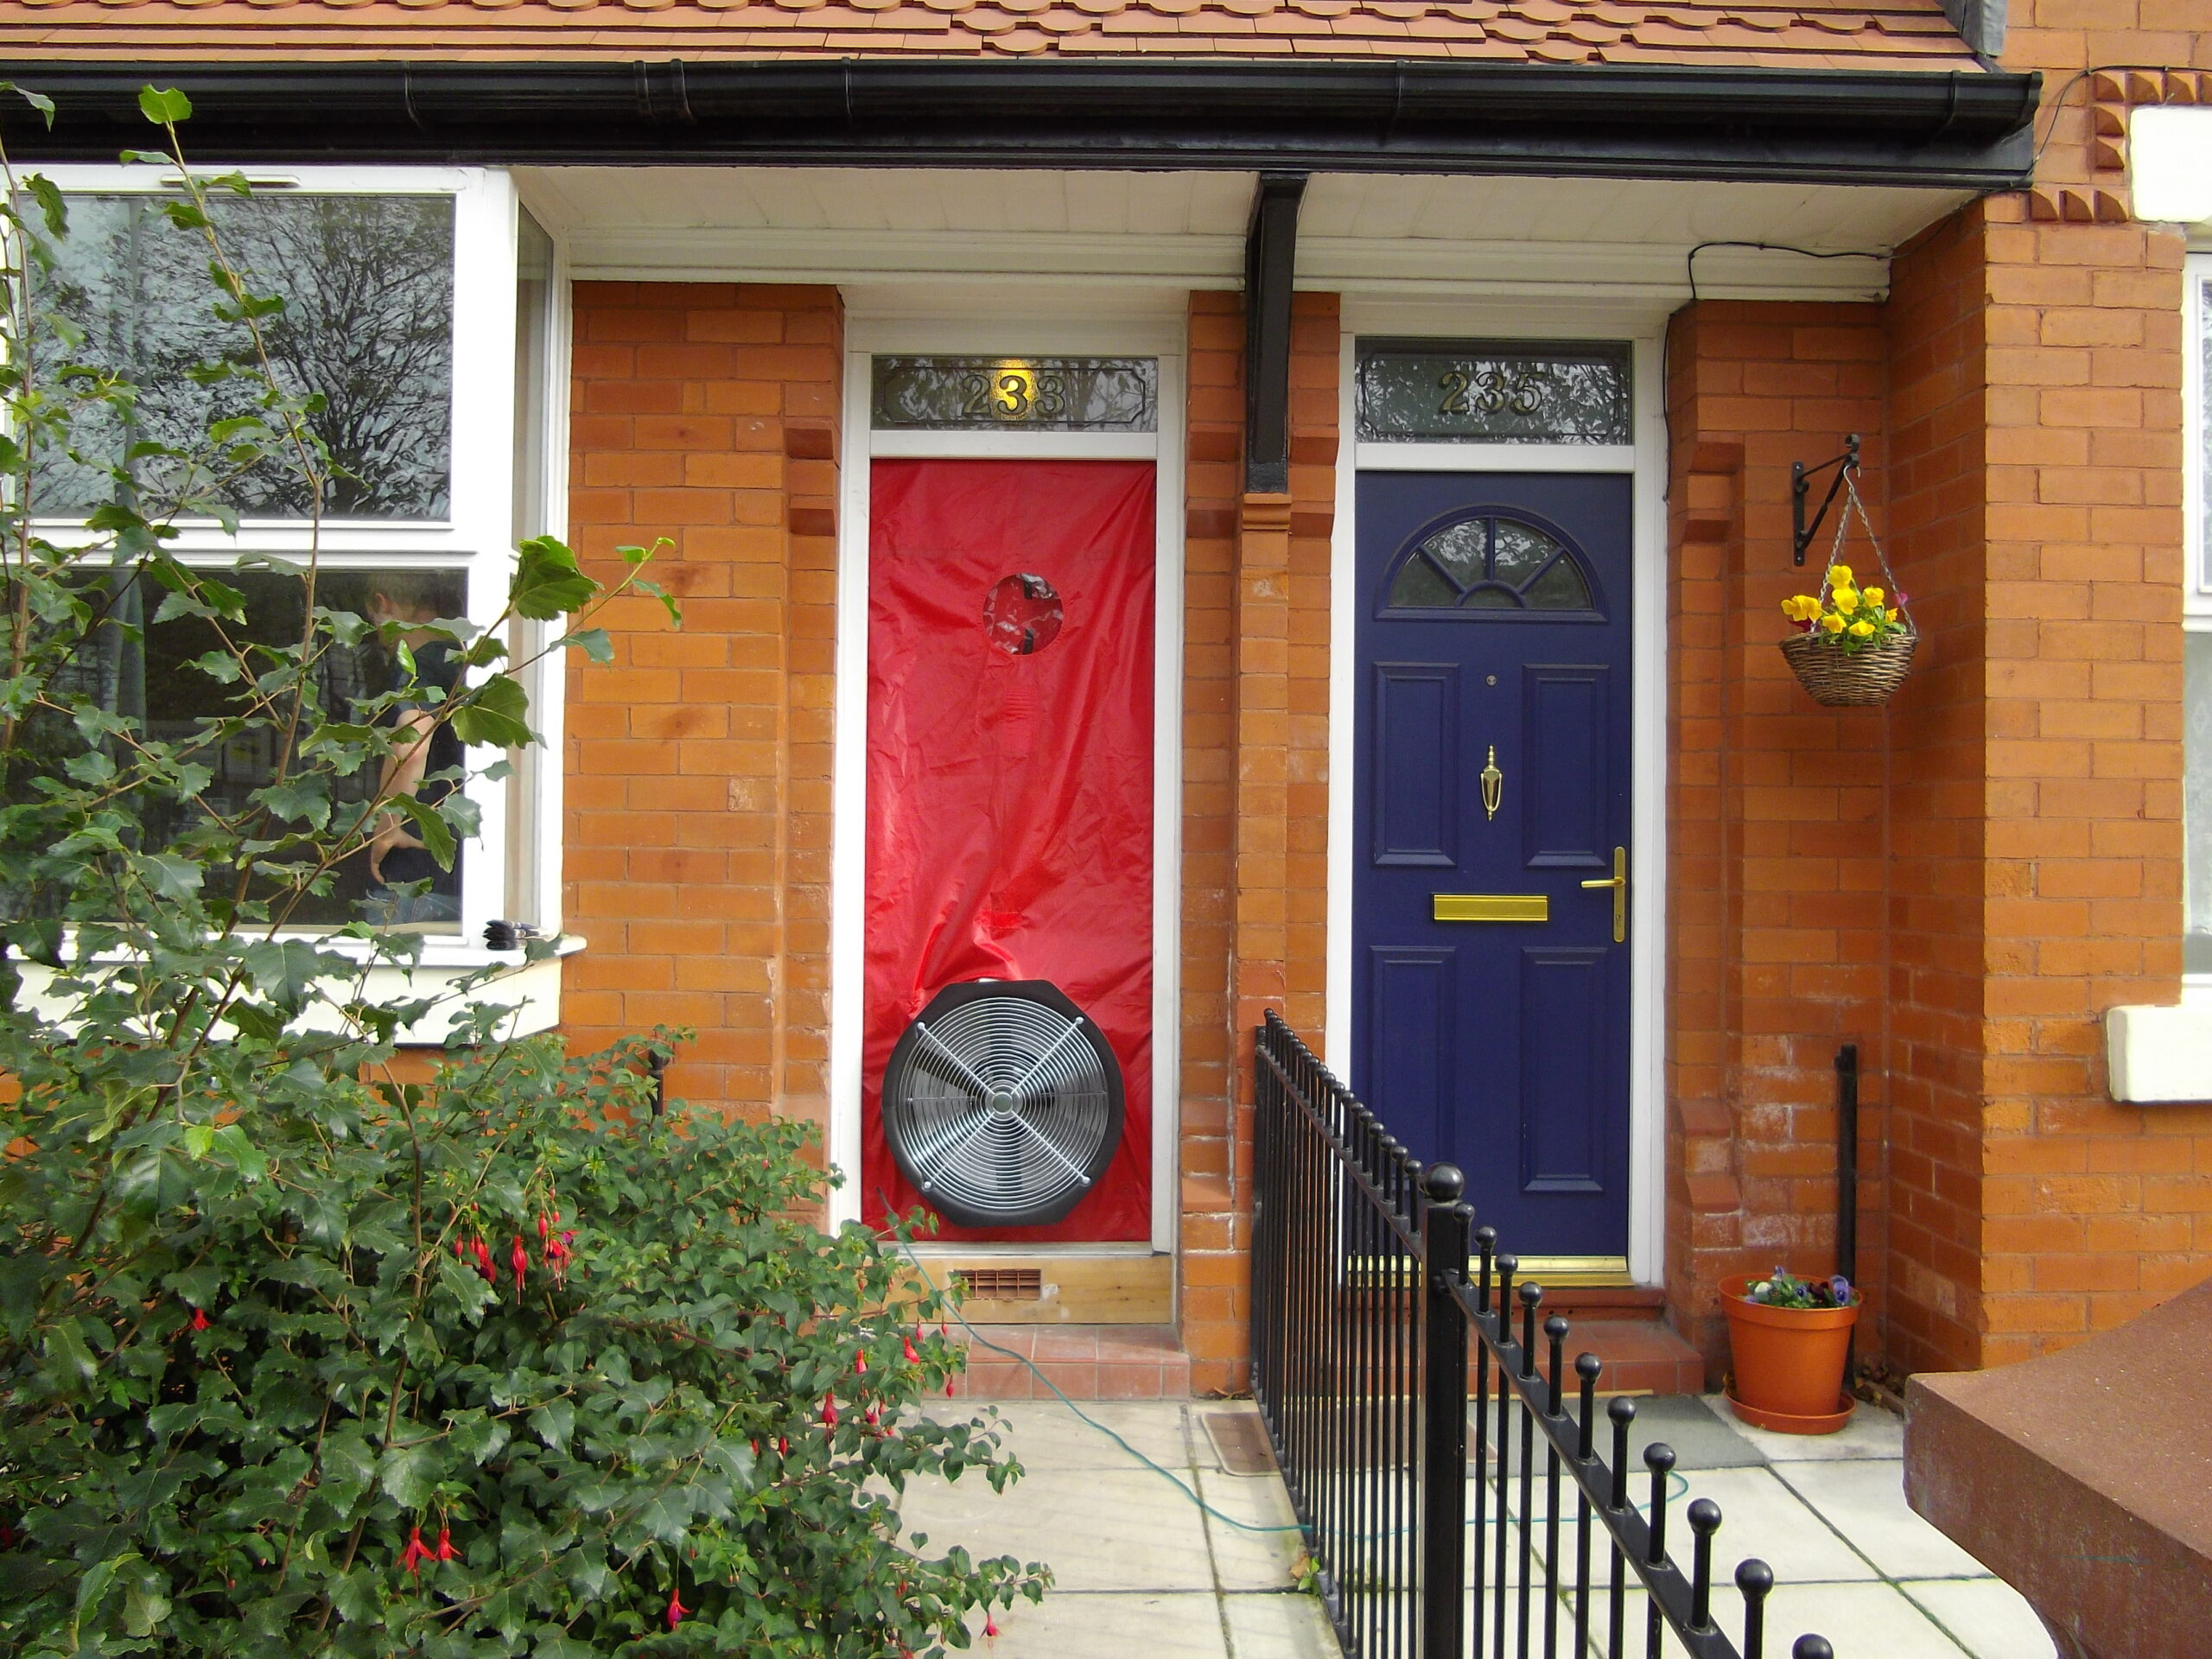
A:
2183,252,2212,988
26,164,569,981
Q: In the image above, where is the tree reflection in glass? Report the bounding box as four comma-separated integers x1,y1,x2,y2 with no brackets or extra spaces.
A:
35,193,454,519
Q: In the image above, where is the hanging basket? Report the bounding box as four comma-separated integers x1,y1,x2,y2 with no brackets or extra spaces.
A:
1780,471,1916,709
1779,628,1917,708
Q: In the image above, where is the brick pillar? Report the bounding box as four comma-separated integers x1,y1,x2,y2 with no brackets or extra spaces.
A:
563,282,842,1188
1182,290,1338,1392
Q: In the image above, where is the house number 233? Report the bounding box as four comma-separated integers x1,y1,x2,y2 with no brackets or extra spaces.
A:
959,370,1069,423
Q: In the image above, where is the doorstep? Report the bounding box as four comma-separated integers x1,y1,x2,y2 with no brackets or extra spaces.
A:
1469,1316,1707,1397
949,1324,1192,1402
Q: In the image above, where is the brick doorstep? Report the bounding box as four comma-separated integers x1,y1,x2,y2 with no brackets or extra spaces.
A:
948,1324,1192,1402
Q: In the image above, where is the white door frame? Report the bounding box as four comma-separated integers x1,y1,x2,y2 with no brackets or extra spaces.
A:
1325,301,1671,1287
827,304,1188,1252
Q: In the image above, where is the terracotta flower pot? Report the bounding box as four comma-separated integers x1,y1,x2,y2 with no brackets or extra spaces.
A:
1719,1272,1859,1425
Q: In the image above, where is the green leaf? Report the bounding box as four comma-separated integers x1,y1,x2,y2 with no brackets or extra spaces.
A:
510,535,600,620
143,853,204,900
5,84,57,129
556,626,613,664
395,795,456,871
23,174,64,236
528,1397,574,1450
378,1442,437,1509
137,85,194,126
254,774,332,832
448,675,534,752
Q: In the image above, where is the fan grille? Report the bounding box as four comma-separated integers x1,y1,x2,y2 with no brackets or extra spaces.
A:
883,985,1122,1229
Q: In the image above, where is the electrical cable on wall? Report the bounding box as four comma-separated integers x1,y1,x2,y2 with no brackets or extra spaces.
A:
1684,241,1890,306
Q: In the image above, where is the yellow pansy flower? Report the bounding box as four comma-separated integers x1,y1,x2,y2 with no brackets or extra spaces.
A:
1848,619,1874,638
1829,564,1853,588
1781,595,1821,622
1820,613,1846,635
1863,586,1885,606
1833,588,1859,613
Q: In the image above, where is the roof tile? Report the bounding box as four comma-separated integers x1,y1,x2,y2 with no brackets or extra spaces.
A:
0,0,1983,68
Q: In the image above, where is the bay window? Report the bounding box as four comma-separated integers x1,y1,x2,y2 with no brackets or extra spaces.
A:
30,165,566,974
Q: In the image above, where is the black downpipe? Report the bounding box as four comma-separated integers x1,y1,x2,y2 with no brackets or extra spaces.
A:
1836,1042,1859,1387
1243,172,1306,498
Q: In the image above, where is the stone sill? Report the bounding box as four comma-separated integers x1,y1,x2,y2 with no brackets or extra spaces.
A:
2104,1003,2212,1103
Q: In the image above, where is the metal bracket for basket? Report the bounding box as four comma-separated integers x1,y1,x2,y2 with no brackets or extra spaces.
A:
1792,433,1861,567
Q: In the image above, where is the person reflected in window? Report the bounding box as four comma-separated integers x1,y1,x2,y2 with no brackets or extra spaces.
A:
363,574,464,928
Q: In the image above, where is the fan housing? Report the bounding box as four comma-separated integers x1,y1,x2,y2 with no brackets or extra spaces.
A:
880,979,1124,1229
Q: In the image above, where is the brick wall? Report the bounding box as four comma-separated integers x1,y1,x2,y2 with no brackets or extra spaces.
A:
562,283,842,1183
1182,289,1339,1392
1664,301,1894,1373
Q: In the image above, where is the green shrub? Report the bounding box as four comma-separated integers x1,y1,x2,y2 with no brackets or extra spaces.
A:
0,86,1046,1655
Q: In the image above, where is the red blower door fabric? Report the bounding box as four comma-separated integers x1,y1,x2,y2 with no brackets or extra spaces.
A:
862,459,1155,1243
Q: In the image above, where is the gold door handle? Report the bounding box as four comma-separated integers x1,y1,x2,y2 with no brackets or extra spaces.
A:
1580,845,1628,944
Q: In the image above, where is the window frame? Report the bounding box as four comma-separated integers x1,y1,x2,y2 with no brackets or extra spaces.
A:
23,163,563,963
2183,251,2212,997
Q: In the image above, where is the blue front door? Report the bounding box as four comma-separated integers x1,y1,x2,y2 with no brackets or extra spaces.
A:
1353,471,1634,1258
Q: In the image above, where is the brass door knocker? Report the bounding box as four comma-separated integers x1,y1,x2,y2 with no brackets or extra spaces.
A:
1480,745,1503,822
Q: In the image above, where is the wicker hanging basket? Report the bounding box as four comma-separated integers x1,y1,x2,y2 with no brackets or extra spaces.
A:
1779,628,1917,707
1780,475,1916,709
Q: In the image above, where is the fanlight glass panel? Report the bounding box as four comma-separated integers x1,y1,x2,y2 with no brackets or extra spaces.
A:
1387,515,1594,614
1358,340,1631,444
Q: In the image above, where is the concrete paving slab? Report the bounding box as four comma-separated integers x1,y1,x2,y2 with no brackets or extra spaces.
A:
1901,1577,2060,1659
900,1466,1215,1592
1701,1391,1909,1462
972,1590,1229,1659
1221,1589,1338,1658
1775,1459,1993,1580
1667,1465,1882,1583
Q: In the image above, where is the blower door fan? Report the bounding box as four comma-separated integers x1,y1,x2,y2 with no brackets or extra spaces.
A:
880,979,1125,1229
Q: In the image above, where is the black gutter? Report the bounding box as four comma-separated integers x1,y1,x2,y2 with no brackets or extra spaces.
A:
0,60,2039,189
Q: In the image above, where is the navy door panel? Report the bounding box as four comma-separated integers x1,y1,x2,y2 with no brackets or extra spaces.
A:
1353,472,1633,1257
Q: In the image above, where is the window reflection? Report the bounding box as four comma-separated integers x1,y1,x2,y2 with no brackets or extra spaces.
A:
35,194,456,519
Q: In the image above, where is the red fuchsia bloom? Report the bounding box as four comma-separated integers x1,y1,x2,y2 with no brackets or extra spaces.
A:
473,1239,497,1285
822,1395,838,1428
401,1527,431,1578
903,1334,921,1364
189,1307,210,1332
863,1402,881,1427
537,1212,550,1242
854,1351,868,1376
666,1586,688,1629
777,1436,789,1457
945,1378,957,1397
986,1613,1000,1638
510,1236,529,1298
435,1526,457,1562
453,1236,465,1260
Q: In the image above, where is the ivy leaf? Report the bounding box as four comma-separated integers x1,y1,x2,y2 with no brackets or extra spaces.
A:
448,676,534,751
511,535,599,620
137,85,194,126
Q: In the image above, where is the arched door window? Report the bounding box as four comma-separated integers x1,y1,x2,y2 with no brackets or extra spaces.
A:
1382,512,1601,620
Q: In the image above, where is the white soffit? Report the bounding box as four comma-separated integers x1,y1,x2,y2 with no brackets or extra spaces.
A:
2132,106,2212,229
521,166,1965,301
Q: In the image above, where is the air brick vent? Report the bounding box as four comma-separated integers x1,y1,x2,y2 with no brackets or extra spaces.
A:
954,1267,1046,1300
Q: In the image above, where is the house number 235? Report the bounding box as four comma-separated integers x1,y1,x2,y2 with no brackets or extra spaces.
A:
1437,366,1542,418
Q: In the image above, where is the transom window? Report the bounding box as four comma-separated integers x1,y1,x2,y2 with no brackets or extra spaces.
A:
1384,512,1599,618
1358,340,1631,445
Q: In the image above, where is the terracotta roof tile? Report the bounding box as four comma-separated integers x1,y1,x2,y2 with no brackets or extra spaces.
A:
0,0,1981,67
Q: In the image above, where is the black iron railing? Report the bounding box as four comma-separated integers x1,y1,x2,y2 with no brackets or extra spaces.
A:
1250,1012,1836,1659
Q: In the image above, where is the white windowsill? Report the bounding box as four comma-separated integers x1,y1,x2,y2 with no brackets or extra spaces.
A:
2106,1001,2212,1103
12,931,584,1050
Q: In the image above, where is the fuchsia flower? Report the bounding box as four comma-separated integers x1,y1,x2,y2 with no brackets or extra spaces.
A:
855,1350,868,1376
401,1527,431,1578
473,1239,497,1286
903,1333,921,1364
863,1401,881,1427
986,1612,1000,1638
667,1586,688,1629
189,1307,210,1332
510,1236,529,1299
822,1395,839,1428
435,1526,457,1562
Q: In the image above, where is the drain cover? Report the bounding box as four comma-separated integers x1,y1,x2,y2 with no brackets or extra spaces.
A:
1202,1410,1279,1477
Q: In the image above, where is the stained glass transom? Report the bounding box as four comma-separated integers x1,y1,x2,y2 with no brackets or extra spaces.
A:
1358,340,1631,444
1387,515,1594,614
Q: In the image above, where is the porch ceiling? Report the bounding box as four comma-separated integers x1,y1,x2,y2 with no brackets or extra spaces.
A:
526,165,1966,301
